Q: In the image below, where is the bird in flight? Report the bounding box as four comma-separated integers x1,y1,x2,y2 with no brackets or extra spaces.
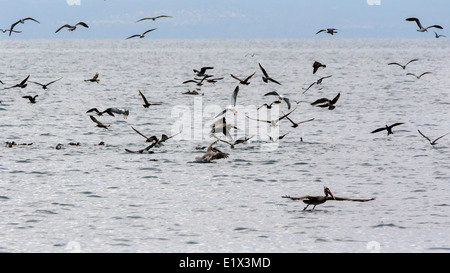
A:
55,22,89,33
316,28,337,35
126,28,157,39
84,73,100,83
312,61,326,74
434,32,446,38
302,75,332,93
417,130,449,146
388,59,418,69
1,29,21,34
138,90,161,108
22,95,38,104
231,72,256,85
311,93,340,110
136,15,172,23
283,115,314,129
371,123,404,136
264,91,291,110
405,17,443,32
4,75,30,89
9,17,40,36
89,115,110,129
30,77,62,90
406,72,432,79
246,108,296,127
193,67,214,77
215,85,240,118
259,63,281,85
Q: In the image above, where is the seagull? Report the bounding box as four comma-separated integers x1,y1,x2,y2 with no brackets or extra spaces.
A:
29,77,62,89
417,129,449,146
264,91,291,110
193,67,214,77
195,140,229,163
231,72,256,85
257,101,279,110
269,132,290,142
312,61,326,74
89,115,110,129
215,85,240,118
1,29,21,34
406,72,432,79
84,73,99,83
126,28,157,39
405,18,443,32
302,75,332,93
55,22,89,33
282,186,375,211
388,59,418,69
4,75,30,89
136,15,172,23
22,95,38,104
283,115,315,128
316,28,337,35
9,17,40,36
311,93,340,110
371,123,404,135
138,90,161,108
212,135,254,149
259,63,281,85
86,108,129,119
246,108,296,127
435,32,446,38
210,116,239,140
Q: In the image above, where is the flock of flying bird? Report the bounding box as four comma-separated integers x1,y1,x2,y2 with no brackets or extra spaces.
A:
2,14,449,211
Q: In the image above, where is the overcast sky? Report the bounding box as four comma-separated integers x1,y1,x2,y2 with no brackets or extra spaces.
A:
0,0,449,39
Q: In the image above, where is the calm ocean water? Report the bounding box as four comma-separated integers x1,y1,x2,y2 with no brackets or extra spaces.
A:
0,39,449,253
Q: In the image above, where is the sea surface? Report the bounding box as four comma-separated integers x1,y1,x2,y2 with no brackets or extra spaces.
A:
0,39,449,253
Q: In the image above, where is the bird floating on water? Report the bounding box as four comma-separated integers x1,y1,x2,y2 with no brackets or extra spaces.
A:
55,22,89,33
138,90,161,108
405,17,443,32
259,63,281,85
417,129,449,146
388,59,418,69
126,28,157,39
311,93,340,110
195,140,229,163
282,186,375,211
9,17,40,36
371,123,404,136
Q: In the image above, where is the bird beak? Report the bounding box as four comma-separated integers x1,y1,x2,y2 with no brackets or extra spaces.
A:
325,187,335,200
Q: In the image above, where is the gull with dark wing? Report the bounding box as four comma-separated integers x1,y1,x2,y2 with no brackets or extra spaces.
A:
311,92,340,110
312,61,326,74
406,17,443,32
371,123,404,136
89,115,110,129
257,101,279,110
195,140,229,163
55,22,89,33
418,129,449,146
4,75,30,89
316,28,337,35
30,77,62,90
9,17,40,36
302,75,332,93
283,114,314,128
264,91,291,110
86,108,115,117
259,63,281,85
210,116,239,140
231,72,256,85
86,107,129,119
246,108,296,127
282,186,375,211
136,15,172,22
126,28,157,39
22,95,38,104
84,73,99,83
215,85,240,118
269,132,289,142
131,126,158,142
406,72,432,79
435,32,446,38
139,90,161,108
388,59,418,69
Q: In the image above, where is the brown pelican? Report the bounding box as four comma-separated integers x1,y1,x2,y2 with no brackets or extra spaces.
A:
9,17,40,36
371,123,404,135
435,32,446,38
405,18,443,32
246,108,296,127
316,28,337,35
84,73,99,83
282,186,375,210
231,72,256,85
264,91,291,110
311,93,340,110
4,75,30,89
195,140,229,163
138,90,161,108
312,61,326,74
55,22,89,33
418,129,449,146
259,63,281,85
89,115,110,129
126,28,157,39
22,95,38,103
215,85,240,118
283,115,314,128
302,75,332,93
388,59,418,69
136,15,172,23
30,77,62,89
193,67,214,77
406,72,432,79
